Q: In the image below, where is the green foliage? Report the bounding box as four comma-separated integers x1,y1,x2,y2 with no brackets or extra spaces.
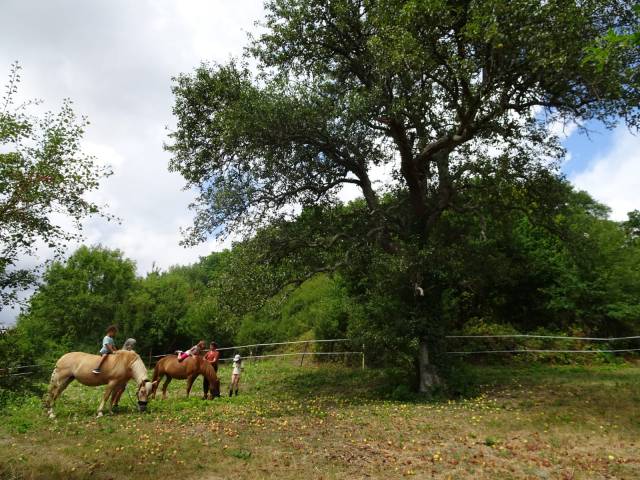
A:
582,4,639,74
117,270,192,353
236,274,355,347
226,449,252,461
0,329,46,407
167,0,639,388
10,185,640,393
17,246,136,352
0,63,112,308
168,0,639,243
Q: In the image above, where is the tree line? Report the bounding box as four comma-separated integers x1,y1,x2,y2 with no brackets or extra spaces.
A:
6,181,640,381
2,0,639,394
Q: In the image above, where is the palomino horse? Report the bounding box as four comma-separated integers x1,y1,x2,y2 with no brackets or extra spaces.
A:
45,350,156,418
151,354,218,399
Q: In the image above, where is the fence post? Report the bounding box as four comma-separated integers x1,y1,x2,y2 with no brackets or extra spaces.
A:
362,344,365,370
148,349,152,369
300,342,309,366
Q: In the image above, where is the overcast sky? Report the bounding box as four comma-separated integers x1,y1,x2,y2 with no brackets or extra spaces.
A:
1,0,638,326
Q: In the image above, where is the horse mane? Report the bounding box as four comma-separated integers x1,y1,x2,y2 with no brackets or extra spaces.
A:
111,349,140,367
199,357,216,379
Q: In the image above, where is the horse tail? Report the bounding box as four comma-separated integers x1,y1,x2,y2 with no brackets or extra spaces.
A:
44,367,60,409
44,369,54,408
151,358,163,396
151,359,158,377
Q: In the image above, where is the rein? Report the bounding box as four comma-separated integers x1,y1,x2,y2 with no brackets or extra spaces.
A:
123,379,145,409
125,386,138,409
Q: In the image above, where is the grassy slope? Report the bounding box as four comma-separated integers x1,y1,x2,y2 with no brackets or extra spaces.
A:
1,360,639,479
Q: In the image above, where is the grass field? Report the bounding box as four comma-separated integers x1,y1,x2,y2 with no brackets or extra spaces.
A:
1,359,640,479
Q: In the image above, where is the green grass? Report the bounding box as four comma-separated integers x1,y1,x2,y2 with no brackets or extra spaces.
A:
1,360,640,479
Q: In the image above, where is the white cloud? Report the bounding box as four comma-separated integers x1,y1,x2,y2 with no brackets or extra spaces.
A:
571,129,640,221
0,0,264,324
549,119,578,138
337,160,397,203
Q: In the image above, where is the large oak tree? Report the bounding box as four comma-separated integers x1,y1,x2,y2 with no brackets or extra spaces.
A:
168,0,639,389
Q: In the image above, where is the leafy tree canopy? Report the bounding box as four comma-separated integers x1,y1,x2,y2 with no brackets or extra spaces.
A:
168,0,639,244
0,63,112,308
17,246,136,353
167,1,639,388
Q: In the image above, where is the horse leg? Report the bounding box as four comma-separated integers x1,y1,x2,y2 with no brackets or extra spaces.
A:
97,382,116,417
45,368,74,419
151,373,162,399
203,375,210,400
186,374,197,398
162,376,172,400
111,384,125,409
151,366,162,399
206,375,217,399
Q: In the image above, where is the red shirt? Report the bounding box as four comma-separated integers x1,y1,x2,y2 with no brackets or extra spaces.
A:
204,349,219,365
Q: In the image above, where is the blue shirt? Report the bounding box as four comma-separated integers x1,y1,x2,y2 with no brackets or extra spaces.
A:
100,335,115,355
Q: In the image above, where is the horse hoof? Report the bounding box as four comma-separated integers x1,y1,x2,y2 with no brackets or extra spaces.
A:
96,412,103,418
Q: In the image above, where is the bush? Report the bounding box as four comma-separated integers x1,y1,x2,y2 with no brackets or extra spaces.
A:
0,328,48,408
449,319,625,366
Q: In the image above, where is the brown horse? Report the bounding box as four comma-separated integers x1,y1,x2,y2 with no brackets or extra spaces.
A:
151,354,218,399
45,350,156,418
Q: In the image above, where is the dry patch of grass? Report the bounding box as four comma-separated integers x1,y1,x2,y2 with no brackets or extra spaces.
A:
1,361,639,479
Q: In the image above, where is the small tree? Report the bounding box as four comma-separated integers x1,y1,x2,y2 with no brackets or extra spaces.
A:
0,63,112,308
168,0,639,390
17,246,136,351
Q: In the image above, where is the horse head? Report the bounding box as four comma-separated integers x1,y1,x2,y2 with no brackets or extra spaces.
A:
129,354,158,412
136,379,158,412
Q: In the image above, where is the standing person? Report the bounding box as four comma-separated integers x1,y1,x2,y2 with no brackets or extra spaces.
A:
203,341,220,399
229,354,242,397
111,338,137,408
92,325,118,374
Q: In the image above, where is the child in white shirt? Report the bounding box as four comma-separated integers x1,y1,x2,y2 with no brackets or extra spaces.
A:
229,354,242,396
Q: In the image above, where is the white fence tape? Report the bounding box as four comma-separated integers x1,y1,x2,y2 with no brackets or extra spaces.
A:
446,334,640,341
218,351,363,361
4,334,640,377
1,338,360,378
212,338,349,352
152,338,350,358
447,347,640,354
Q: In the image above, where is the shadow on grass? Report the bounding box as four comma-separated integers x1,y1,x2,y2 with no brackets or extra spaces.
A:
264,361,640,417
268,362,448,405
3,360,640,428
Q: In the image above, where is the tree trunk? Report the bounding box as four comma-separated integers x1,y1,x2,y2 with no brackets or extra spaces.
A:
418,338,441,392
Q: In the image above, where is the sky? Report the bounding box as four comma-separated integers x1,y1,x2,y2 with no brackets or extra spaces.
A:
1,0,638,326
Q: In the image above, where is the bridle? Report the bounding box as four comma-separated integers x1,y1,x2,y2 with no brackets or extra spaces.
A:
137,379,151,410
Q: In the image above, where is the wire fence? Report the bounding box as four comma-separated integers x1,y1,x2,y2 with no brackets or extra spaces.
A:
444,333,640,355
150,338,351,358
2,333,639,378
216,338,350,352
448,347,640,355
0,338,362,378
446,334,640,342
